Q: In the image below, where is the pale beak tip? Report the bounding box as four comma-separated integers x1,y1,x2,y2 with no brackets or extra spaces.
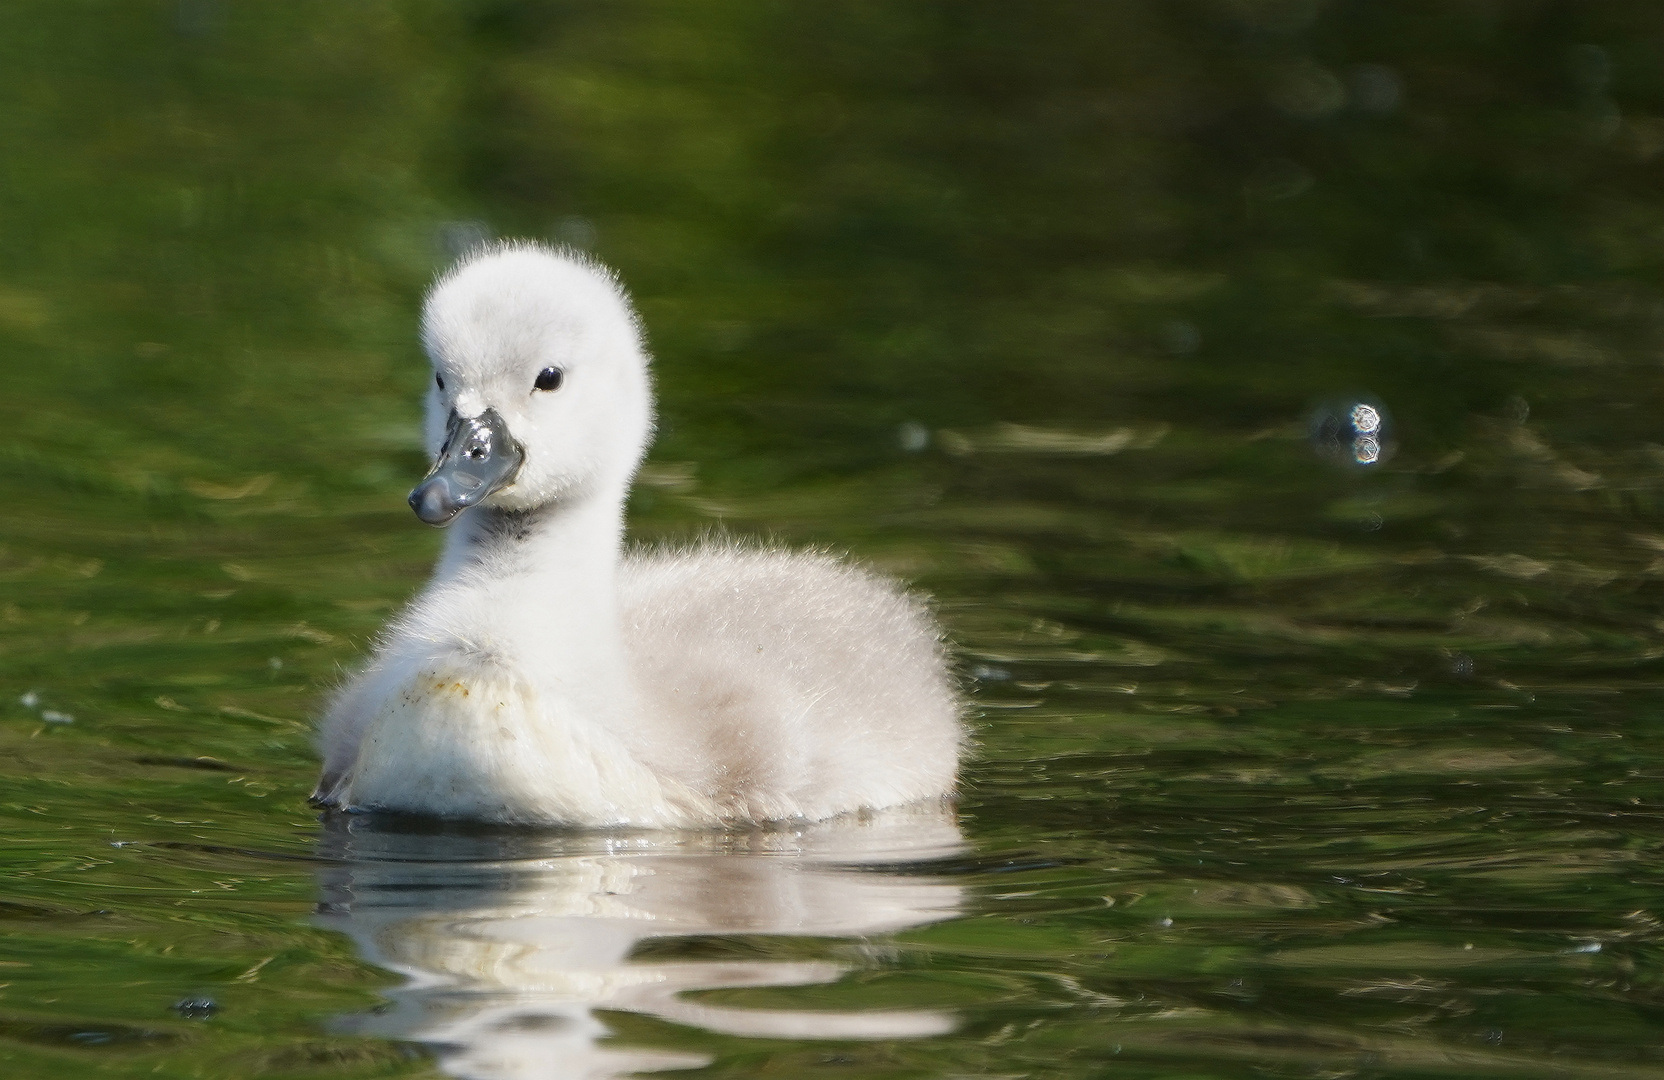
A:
409,481,461,527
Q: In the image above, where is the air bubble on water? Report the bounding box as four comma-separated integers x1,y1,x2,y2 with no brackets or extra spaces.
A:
898,422,930,452
1310,398,1392,468
42,710,73,724
555,216,598,249
268,657,283,671
438,220,492,260
971,664,1010,682
172,996,219,1020
20,690,39,709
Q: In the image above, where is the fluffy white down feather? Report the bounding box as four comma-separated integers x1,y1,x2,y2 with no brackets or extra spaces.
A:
313,242,963,826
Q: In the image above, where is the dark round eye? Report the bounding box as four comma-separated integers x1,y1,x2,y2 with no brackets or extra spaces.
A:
435,374,444,391
534,367,564,392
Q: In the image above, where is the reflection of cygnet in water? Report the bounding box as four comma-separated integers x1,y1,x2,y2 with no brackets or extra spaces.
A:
317,807,964,1079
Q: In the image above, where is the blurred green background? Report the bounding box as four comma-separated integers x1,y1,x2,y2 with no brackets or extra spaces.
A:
6,1,1664,1076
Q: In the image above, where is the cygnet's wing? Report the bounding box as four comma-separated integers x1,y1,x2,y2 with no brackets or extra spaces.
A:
617,541,962,821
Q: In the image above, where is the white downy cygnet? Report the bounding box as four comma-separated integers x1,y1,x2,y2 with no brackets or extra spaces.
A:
312,242,963,826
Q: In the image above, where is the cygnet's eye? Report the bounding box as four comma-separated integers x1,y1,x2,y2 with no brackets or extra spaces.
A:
435,374,445,391
533,367,564,392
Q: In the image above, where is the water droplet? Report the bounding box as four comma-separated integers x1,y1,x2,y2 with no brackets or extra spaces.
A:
555,216,597,249
437,220,492,260
1310,398,1393,467
1349,404,1381,433
172,996,219,1020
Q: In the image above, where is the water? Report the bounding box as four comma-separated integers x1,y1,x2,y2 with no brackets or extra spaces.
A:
5,2,1664,1076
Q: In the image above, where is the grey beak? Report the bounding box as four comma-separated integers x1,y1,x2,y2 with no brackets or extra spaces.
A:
408,408,524,527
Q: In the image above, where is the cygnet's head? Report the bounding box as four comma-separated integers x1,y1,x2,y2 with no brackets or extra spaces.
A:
410,242,653,525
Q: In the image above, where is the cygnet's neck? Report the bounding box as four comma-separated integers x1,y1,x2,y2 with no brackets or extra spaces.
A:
427,484,635,702
436,484,625,583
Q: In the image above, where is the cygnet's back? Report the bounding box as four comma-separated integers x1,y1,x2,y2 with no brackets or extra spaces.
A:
620,543,962,823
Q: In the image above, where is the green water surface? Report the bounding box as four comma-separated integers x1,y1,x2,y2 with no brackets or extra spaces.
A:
6,2,1664,1077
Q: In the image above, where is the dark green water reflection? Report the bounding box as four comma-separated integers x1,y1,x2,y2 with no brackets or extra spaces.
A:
6,1,1664,1076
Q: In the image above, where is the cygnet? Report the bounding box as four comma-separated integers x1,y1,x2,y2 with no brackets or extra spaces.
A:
312,242,962,826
